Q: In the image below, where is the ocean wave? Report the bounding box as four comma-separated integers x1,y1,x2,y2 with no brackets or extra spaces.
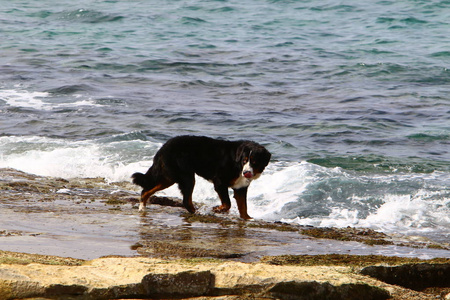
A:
180,16,207,24
182,79,252,88
27,8,124,24
309,4,359,13
430,51,450,58
208,6,235,13
407,133,450,142
83,59,253,75
285,191,449,241
0,135,153,182
55,9,124,23
45,84,97,95
331,63,450,85
307,155,450,174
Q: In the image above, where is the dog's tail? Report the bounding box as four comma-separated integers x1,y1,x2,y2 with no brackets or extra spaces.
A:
131,172,151,189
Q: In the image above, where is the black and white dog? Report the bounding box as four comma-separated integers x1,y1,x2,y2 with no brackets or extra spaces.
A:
132,135,271,219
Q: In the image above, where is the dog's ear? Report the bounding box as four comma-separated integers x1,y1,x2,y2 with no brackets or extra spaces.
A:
235,143,250,164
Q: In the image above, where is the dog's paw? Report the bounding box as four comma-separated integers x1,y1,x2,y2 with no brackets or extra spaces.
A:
239,213,253,220
213,205,231,213
138,203,146,212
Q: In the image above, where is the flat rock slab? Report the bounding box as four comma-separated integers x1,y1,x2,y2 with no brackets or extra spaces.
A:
1,257,443,300
1,168,449,262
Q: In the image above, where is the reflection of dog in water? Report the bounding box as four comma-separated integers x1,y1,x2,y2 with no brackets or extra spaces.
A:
132,135,271,219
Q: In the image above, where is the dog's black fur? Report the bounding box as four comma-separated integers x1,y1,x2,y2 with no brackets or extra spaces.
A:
132,135,271,219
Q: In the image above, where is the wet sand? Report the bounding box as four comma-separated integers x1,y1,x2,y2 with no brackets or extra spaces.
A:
1,168,449,261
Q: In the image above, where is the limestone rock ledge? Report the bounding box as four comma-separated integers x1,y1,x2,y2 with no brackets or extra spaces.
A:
0,256,428,300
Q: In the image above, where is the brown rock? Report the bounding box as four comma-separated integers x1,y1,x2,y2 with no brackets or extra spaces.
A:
361,263,450,290
0,257,393,300
142,271,214,297
268,281,390,300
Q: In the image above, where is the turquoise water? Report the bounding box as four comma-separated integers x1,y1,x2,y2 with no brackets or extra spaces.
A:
0,1,449,243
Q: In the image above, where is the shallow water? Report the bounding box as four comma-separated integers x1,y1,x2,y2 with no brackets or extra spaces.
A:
2,196,449,261
0,201,138,259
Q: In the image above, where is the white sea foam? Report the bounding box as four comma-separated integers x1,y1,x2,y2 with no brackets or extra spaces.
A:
285,191,450,238
0,89,50,110
247,162,317,218
0,136,151,182
0,89,101,111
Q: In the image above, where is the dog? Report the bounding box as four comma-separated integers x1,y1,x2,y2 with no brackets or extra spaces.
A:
132,135,271,219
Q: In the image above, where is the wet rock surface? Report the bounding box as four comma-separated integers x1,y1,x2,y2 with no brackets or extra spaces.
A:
2,168,448,260
1,168,450,299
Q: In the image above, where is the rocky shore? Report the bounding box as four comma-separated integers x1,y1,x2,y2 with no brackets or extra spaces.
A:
1,168,450,299
1,252,450,299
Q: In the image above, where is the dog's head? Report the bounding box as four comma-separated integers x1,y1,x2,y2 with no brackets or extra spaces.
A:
236,141,271,179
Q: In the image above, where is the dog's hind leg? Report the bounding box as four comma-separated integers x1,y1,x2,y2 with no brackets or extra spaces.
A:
140,179,173,211
178,175,196,213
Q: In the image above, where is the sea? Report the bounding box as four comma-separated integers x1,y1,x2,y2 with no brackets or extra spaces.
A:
0,0,449,244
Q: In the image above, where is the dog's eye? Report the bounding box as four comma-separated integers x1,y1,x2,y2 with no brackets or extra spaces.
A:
243,157,248,164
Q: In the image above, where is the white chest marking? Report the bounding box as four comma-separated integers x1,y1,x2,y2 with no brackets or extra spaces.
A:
231,175,252,189
231,161,260,189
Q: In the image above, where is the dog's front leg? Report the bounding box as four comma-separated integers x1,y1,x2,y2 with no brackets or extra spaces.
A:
213,183,231,213
178,176,196,214
233,187,252,220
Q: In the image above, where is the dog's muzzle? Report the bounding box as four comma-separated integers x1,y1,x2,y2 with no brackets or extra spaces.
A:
242,161,254,178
